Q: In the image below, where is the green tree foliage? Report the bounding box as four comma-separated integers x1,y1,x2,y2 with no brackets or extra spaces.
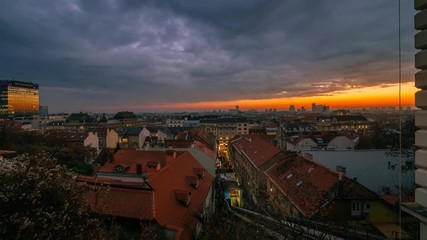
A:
0,126,97,170
0,153,110,240
70,164,94,176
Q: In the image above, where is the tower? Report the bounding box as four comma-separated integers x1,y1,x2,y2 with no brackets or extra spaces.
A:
0,80,39,118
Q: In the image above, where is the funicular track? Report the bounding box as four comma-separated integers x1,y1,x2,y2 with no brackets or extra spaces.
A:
230,205,391,240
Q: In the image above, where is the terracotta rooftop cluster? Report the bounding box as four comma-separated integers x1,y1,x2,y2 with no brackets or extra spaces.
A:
78,149,213,239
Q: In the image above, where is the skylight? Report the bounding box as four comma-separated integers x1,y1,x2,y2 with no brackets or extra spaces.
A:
287,174,293,179
296,180,303,187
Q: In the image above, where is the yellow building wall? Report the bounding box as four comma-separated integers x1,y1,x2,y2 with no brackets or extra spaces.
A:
368,201,398,224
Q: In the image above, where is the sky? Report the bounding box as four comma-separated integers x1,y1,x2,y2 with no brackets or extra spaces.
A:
0,0,417,113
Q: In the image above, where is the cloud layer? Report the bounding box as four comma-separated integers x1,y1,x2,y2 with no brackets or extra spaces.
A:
0,0,416,112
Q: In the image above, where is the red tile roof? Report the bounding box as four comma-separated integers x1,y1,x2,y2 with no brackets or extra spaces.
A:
149,151,213,239
193,140,215,158
77,176,155,220
231,135,281,168
97,149,177,175
175,128,216,151
195,129,216,150
79,151,213,240
265,155,378,217
175,131,191,141
382,194,414,206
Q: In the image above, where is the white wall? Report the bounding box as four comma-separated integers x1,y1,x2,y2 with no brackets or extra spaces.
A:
304,150,415,195
84,132,99,151
328,136,355,150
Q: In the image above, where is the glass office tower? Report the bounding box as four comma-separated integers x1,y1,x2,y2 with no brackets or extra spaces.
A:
0,80,39,118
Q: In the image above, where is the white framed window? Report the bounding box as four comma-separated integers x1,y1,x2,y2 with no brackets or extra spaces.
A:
351,200,361,216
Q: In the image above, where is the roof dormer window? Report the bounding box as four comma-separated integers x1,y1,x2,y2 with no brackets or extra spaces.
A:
186,175,199,189
193,167,205,179
115,165,125,172
174,189,191,207
147,162,158,169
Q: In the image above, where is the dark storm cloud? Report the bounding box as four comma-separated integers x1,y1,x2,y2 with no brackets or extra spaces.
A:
0,0,415,112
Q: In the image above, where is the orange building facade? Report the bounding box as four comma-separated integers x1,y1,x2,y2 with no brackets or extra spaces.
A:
0,80,39,118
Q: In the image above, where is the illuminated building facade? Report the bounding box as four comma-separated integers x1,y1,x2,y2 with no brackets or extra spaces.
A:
0,80,39,118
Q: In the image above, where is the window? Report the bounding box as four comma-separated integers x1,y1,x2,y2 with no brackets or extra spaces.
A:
115,165,125,172
351,201,361,216
363,202,371,213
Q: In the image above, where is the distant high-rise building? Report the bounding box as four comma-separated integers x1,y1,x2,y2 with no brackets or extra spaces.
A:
289,105,295,113
0,80,39,118
311,102,330,114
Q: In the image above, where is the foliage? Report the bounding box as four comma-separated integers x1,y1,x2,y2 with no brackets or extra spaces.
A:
0,127,97,169
0,127,47,155
0,153,110,240
70,164,94,176
356,118,416,150
49,145,97,168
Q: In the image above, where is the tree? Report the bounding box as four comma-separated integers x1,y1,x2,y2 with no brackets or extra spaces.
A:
50,145,97,168
0,153,111,240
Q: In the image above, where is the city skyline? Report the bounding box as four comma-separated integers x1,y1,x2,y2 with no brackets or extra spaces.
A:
0,1,416,113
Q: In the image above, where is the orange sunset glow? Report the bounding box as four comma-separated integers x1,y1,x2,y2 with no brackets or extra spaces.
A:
142,82,417,111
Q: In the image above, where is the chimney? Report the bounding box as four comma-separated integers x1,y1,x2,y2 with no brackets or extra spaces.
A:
136,164,143,175
166,150,177,162
136,162,148,176
336,165,346,175
338,172,343,181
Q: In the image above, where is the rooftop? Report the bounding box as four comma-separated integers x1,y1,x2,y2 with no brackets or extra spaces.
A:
79,151,213,239
231,135,281,168
97,149,173,176
265,155,378,217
